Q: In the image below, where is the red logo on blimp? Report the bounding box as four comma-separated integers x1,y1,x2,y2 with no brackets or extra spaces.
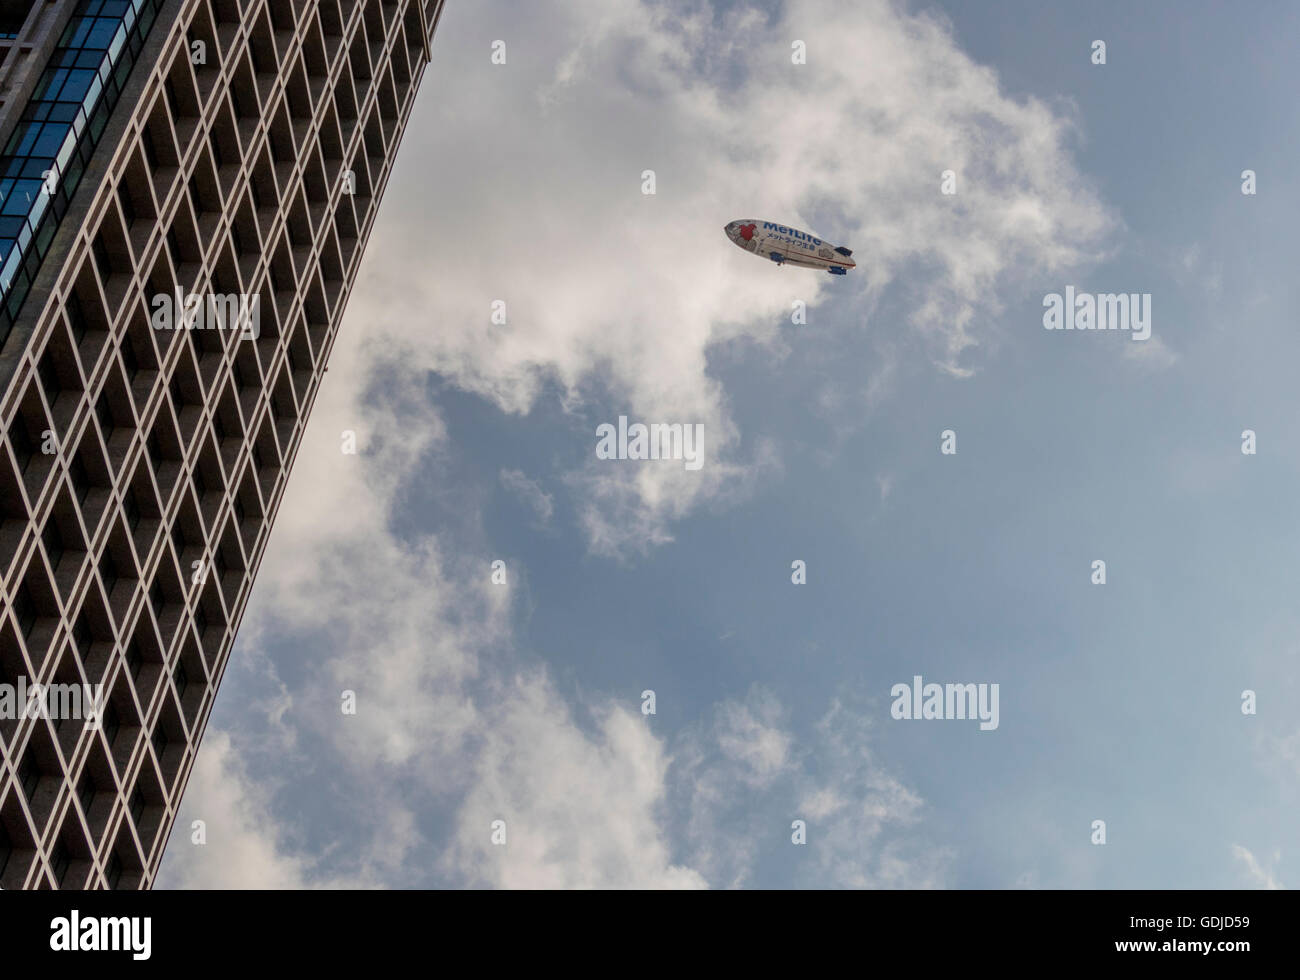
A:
738,223,756,241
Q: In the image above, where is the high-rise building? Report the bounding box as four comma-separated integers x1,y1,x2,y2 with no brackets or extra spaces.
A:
0,0,445,889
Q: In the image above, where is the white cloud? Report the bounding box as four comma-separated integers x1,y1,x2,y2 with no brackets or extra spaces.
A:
1230,844,1283,890
714,691,795,788
1171,241,1223,299
676,690,946,889
444,674,706,889
1123,333,1178,370
160,732,320,889
795,699,949,888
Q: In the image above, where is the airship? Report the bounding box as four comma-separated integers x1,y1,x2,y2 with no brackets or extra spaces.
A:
724,219,856,275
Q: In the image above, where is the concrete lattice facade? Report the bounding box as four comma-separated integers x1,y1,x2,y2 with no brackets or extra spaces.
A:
0,0,444,889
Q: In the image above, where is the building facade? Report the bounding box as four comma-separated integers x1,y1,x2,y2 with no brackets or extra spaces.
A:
0,0,445,889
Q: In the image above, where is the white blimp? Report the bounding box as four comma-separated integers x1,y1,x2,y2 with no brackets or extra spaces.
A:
724,219,856,275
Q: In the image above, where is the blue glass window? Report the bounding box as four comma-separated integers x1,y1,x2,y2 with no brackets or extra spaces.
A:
0,0,163,344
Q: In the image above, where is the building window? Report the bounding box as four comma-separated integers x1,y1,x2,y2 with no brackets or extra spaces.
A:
147,428,164,468
164,76,180,117
73,613,92,660
77,772,95,815
103,700,120,746
165,227,182,268
50,840,69,885
92,235,113,281
141,128,159,169
118,184,137,227
37,351,60,404
95,392,114,436
123,487,141,532
13,584,36,639
18,750,39,800
120,340,139,381
0,0,165,344
41,520,64,568
168,372,185,410
67,293,89,344
8,419,34,473
70,451,91,504
126,639,143,679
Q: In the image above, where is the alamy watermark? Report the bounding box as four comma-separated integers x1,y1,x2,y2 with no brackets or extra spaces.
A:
0,678,105,730
1043,286,1150,341
149,287,260,340
50,911,151,960
595,415,704,471
891,675,999,731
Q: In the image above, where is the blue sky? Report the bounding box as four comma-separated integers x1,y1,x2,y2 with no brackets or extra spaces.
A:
157,0,1297,888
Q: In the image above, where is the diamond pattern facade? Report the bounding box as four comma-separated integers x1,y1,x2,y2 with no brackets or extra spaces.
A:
0,0,445,889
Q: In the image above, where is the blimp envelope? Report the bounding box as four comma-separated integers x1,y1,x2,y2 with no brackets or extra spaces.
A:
724,219,856,275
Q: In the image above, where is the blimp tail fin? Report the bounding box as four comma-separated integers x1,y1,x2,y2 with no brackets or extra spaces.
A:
834,246,853,257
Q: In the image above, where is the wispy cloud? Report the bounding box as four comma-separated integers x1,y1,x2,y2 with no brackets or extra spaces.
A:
674,689,947,889
1231,844,1283,890
499,467,555,527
